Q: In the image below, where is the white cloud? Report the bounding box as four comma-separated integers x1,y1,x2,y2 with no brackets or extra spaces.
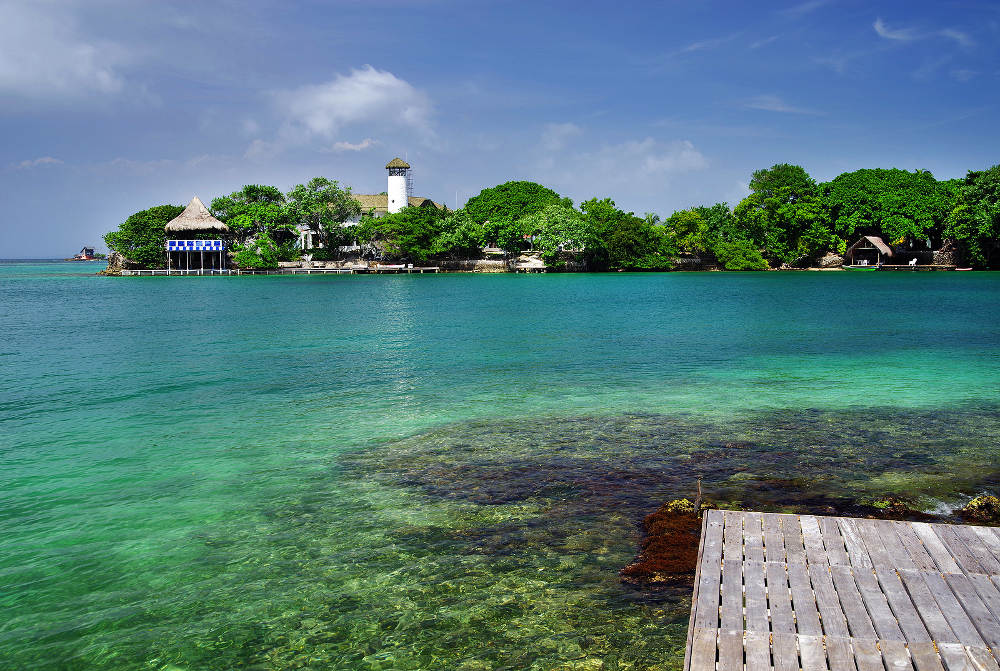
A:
779,1,829,18
332,138,378,152
544,138,707,185
940,29,975,48
274,65,433,142
873,18,919,41
0,2,126,101
16,156,63,169
744,95,818,114
951,69,978,82
750,35,780,49
541,123,582,151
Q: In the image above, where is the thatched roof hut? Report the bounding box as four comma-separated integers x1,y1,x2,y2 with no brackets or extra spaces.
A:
845,235,893,266
165,197,229,234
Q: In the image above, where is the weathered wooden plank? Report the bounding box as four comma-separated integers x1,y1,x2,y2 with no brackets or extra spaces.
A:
972,525,1000,568
818,515,850,566
688,627,718,671
881,639,915,671
875,519,918,571
825,636,854,671
954,525,1000,574
897,568,958,643
743,511,765,563
851,638,885,671
854,567,906,641
766,561,795,635
807,563,849,637
743,559,768,633
943,572,1000,650
694,512,724,631
723,509,743,562
787,562,822,635
830,564,878,639
744,630,769,671
893,521,940,571
720,558,743,632
855,517,894,568
771,632,798,671
922,571,986,647
908,641,946,671
800,515,827,565
683,513,710,671
934,524,985,575
911,522,962,574
717,629,743,671
969,573,1000,627
798,634,826,671
762,512,786,564
780,514,807,564
875,567,932,642
936,642,975,671
964,646,1000,671
838,517,873,569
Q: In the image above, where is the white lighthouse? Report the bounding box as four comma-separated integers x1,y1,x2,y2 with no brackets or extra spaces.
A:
386,157,410,214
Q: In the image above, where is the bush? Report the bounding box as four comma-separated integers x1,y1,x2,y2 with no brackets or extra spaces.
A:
715,240,769,270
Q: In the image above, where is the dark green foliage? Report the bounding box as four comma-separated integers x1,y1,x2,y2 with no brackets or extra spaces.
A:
821,168,956,248
464,181,570,227
714,240,769,270
286,177,361,247
944,165,1000,267
520,204,592,268
432,210,487,261
103,204,183,268
211,184,298,268
581,198,671,270
356,205,449,264
734,164,830,267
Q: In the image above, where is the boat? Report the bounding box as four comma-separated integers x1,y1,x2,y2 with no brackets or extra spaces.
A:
843,265,879,271
65,246,101,261
956,267,973,271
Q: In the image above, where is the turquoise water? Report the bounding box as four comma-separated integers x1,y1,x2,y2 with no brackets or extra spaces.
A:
2,262,999,670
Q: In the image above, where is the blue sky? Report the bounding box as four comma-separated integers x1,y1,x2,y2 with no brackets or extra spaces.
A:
1,0,998,257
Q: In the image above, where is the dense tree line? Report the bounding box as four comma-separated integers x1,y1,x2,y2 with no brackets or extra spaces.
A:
105,163,1000,270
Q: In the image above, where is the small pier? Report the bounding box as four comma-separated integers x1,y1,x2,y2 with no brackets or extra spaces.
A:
685,509,1000,671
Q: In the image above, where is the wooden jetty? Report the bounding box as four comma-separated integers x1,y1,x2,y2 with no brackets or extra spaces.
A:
685,509,1000,671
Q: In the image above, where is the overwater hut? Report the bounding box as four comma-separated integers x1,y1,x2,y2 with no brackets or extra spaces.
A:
164,197,229,274
844,235,893,267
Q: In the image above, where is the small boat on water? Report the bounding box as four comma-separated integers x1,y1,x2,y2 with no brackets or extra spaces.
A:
843,265,879,271
956,267,973,271
65,246,100,261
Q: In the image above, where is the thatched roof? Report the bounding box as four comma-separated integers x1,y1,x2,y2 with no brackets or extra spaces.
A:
385,157,410,169
352,193,445,216
846,235,893,258
165,197,229,233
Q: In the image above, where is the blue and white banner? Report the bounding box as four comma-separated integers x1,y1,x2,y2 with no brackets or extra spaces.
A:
166,240,225,251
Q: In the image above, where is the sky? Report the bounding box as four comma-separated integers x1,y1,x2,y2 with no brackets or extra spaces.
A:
1,0,999,257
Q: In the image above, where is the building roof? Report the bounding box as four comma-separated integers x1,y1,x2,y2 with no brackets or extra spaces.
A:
385,157,411,169
352,193,445,215
164,196,229,233
846,235,893,257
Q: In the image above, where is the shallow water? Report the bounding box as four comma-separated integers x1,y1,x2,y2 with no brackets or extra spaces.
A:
1,262,999,669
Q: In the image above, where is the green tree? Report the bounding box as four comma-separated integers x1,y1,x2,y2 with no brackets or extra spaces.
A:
355,205,449,264
821,168,957,249
432,210,487,261
519,204,593,268
580,198,671,270
286,177,361,248
714,240,769,271
211,185,294,246
944,165,1000,267
733,164,830,267
231,232,283,269
464,181,570,227
103,204,183,268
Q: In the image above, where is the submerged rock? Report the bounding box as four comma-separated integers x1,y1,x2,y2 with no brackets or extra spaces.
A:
620,499,701,589
960,495,1000,525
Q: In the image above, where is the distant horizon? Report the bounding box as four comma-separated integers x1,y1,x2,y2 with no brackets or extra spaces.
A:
3,1,999,257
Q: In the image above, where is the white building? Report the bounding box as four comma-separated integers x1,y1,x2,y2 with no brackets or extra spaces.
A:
298,157,445,250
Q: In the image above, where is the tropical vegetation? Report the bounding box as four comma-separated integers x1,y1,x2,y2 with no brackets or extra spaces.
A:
104,162,1000,270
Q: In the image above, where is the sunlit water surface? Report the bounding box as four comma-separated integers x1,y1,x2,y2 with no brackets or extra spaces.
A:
2,262,999,670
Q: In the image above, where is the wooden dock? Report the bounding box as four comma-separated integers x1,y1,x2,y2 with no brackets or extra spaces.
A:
685,509,1000,671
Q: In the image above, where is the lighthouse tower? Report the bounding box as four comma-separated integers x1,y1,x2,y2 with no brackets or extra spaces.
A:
385,157,410,214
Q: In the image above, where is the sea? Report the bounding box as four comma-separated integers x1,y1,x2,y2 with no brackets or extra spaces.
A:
2,260,999,670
